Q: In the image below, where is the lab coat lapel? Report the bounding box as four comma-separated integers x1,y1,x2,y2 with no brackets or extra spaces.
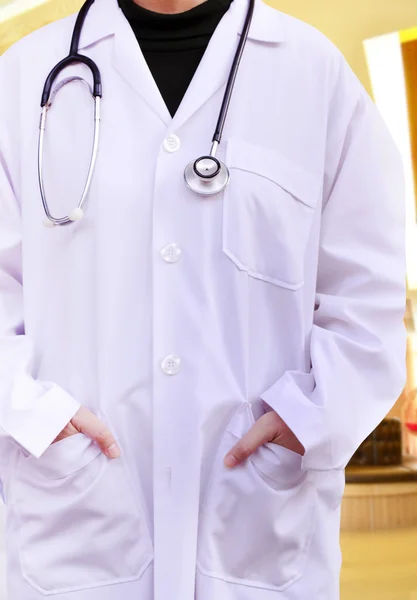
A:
79,0,172,125
78,0,284,129
111,11,172,126
171,0,247,133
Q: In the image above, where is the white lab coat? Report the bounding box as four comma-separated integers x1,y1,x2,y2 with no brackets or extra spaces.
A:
0,0,406,597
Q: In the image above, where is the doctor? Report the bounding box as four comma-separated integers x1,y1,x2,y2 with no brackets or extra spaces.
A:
0,0,406,597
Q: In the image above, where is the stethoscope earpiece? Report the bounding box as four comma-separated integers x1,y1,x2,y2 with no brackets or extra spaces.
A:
43,218,56,229
69,207,84,222
42,207,84,228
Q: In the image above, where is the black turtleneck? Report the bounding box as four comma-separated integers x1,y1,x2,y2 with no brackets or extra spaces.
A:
118,0,233,116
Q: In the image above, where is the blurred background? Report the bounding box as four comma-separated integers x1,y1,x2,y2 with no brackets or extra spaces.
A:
1,0,417,599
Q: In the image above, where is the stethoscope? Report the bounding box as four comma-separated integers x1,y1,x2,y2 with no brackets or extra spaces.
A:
39,0,255,227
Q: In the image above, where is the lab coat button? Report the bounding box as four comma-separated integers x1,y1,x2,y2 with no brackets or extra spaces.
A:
161,355,181,375
161,243,182,263
163,134,181,153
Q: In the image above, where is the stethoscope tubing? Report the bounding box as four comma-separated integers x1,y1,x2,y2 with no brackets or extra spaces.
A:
38,0,254,225
38,0,102,226
41,0,101,107
212,0,255,145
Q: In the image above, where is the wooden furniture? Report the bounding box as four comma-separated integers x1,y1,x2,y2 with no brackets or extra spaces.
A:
348,418,402,468
341,462,417,531
341,419,417,531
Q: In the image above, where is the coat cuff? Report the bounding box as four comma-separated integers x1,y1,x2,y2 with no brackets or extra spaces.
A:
260,370,332,471
7,387,81,458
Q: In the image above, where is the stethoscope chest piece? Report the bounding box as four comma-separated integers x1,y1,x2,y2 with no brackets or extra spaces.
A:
184,155,230,196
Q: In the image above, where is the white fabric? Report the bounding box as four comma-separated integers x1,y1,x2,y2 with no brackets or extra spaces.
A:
0,0,406,598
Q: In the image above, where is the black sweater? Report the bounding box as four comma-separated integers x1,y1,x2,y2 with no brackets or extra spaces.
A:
118,0,233,117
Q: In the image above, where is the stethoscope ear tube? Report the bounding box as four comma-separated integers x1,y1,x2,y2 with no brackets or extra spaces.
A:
39,88,101,227
38,0,102,226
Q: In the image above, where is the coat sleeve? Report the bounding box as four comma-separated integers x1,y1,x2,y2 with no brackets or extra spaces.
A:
261,56,407,471
0,53,81,459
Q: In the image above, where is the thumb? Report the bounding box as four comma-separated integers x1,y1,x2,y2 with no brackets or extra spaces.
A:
71,406,121,459
224,412,276,468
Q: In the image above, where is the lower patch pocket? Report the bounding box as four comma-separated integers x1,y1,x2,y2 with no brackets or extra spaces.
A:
197,403,317,592
13,433,153,595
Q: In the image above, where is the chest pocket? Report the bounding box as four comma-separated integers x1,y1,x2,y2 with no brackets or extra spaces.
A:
222,139,322,290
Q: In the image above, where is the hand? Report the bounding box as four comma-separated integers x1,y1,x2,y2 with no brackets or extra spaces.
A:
224,410,304,468
52,406,121,459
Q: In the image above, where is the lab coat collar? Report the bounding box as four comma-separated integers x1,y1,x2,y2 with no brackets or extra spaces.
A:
240,0,286,44
77,0,285,127
78,0,286,51
77,0,116,50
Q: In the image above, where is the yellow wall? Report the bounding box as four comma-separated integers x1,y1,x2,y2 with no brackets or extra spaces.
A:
270,0,417,95
0,0,83,55
1,0,417,93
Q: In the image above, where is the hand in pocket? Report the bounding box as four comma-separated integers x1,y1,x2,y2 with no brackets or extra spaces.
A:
224,408,304,468
52,405,121,459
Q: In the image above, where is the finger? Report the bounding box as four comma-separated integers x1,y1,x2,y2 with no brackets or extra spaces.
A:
224,412,277,468
71,406,121,459
52,421,79,444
